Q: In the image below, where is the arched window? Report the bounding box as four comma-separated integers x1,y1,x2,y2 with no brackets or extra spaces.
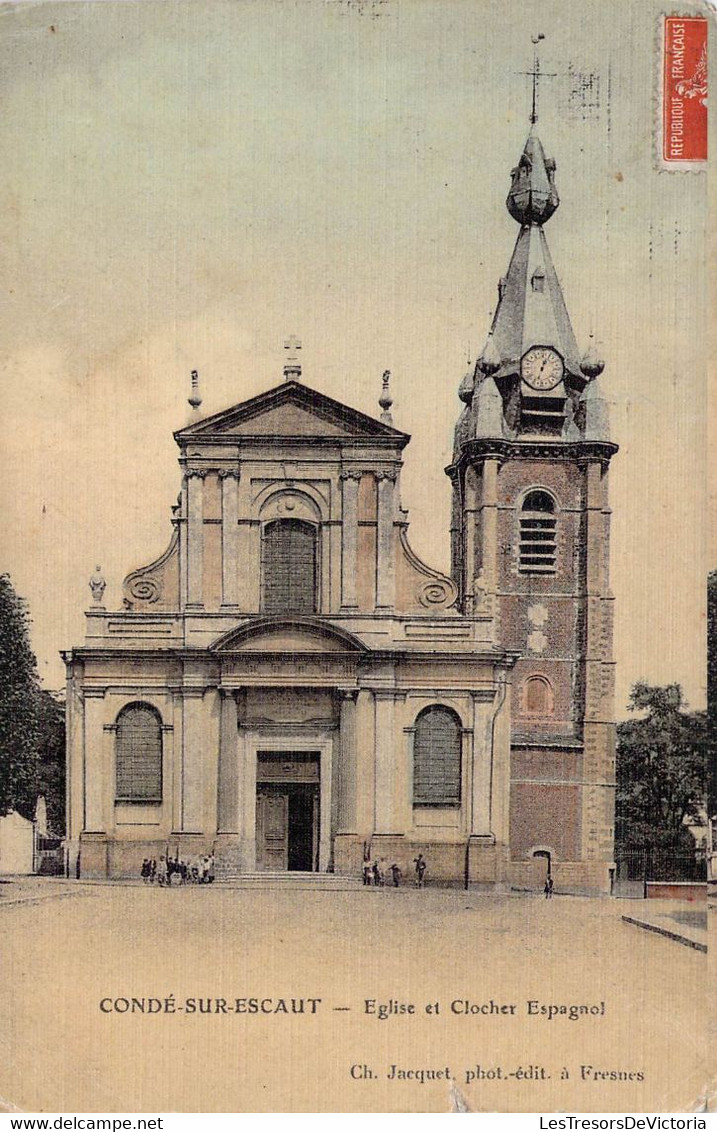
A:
519,490,557,574
413,706,462,807
115,704,162,803
262,519,318,614
523,676,554,716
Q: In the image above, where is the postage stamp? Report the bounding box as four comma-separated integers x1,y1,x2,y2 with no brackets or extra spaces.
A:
660,15,708,168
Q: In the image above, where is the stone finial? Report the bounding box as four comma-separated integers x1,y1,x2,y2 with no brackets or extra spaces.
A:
477,330,501,376
283,335,302,381
458,367,475,404
188,370,202,412
379,370,393,424
89,565,106,608
580,333,605,379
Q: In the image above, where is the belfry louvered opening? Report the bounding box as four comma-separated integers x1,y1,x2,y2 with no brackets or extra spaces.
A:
262,518,318,614
519,490,557,574
115,704,163,803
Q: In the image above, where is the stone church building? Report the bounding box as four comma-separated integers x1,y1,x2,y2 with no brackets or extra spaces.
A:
64,124,618,891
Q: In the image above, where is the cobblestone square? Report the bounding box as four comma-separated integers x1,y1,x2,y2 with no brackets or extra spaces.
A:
0,882,710,1113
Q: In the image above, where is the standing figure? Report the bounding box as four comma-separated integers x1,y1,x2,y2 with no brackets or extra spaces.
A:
362,860,372,886
390,862,402,888
89,565,106,606
544,875,554,900
156,855,168,887
414,853,427,888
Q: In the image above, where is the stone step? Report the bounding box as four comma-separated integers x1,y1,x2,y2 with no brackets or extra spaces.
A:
215,870,363,888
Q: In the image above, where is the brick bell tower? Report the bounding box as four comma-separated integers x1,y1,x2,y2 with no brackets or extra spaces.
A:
447,114,619,893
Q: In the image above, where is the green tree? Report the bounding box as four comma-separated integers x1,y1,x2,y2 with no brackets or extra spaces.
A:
35,688,66,835
616,682,706,851
0,574,41,818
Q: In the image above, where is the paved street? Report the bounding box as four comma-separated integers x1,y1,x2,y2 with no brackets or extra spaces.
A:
0,881,711,1113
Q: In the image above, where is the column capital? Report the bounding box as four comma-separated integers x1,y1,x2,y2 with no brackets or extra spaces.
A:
375,469,397,483
340,469,362,482
218,469,241,480
186,469,208,479
218,686,239,700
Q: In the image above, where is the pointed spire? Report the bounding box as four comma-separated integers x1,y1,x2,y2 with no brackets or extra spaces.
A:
188,370,202,413
379,370,393,424
489,225,582,379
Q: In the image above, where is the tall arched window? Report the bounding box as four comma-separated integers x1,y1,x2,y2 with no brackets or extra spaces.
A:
115,704,162,803
413,706,462,807
262,519,318,613
519,490,557,574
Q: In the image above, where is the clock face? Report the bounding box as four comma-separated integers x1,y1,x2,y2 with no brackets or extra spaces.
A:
521,347,564,391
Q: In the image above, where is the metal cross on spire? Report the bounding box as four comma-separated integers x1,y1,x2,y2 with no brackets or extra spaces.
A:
517,34,557,125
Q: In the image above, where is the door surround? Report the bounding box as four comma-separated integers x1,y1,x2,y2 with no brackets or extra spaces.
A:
238,726,335,872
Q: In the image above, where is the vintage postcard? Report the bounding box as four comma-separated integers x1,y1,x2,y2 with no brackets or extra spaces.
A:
0,0,712,1116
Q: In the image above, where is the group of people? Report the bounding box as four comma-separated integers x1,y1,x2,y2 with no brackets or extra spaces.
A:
362,852,427,889
140,853,215,886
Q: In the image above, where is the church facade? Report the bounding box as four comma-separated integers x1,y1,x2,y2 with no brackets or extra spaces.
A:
64,124,618,892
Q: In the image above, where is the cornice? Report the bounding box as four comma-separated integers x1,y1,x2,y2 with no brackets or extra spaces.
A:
447,437,618,475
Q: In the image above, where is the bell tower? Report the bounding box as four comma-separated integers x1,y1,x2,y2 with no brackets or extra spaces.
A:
447,98,619,892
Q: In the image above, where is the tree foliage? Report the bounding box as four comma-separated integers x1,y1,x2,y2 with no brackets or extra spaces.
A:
616,682,706,850
0,574,41,819
35,688,66,835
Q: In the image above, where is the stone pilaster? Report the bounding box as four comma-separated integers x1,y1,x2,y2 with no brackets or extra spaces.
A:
219,471,240,609
354,689,375,835
340,471,361,611
84,689,107,832
374,693,399,833
470,693,494,834
237,726,257,870
463,466,478,611
186,471,205,609
480,457,500,592
217,688,239,834
375,470,396,610
180,689,205,832
337,690,358,833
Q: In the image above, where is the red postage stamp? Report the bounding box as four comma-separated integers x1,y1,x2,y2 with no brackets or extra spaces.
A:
661,16,707,166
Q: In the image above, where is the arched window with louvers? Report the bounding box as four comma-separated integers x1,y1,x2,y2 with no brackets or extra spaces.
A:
115,703,163,804
519,489,557,574
261,518,318,614
412,705,462,807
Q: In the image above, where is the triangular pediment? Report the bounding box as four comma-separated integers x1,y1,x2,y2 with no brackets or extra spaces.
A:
176,381,409,445
210,616,368,655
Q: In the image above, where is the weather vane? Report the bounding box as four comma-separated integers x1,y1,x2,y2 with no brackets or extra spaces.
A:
517,33,557,125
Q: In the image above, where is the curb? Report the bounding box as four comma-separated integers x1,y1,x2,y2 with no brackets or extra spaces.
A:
621,914,707,953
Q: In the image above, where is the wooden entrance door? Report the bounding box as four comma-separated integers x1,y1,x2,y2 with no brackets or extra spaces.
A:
256,790,289,871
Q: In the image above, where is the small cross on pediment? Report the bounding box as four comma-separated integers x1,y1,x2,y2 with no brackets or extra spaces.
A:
283,335,303,381
284,335,302,362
